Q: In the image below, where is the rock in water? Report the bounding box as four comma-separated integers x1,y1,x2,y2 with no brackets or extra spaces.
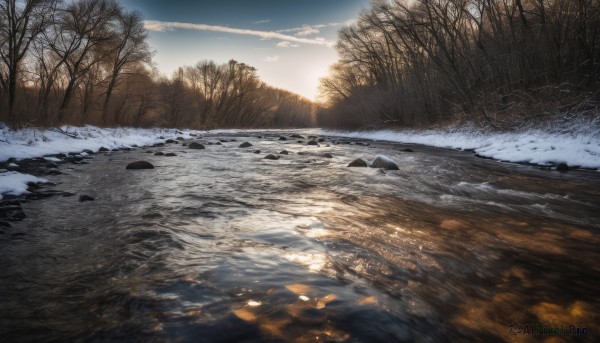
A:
556,163,569,171
371,155,399,170
165,152,177,157
307,140,319,146
98,147,109,152
400,148,414,152
321,153,333,158
254,150,261,154
126,161,155,169
239,142,253,148
348,158,368,167
154,152,165,156
79,195,94,202
278,136,287,141
264,154,280,160
279,150,289,155
189,142,205,149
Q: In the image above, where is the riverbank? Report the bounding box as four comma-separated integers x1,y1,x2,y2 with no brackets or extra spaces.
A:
2,124,599,200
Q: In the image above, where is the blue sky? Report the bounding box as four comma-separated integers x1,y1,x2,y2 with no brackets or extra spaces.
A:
119,0,370,100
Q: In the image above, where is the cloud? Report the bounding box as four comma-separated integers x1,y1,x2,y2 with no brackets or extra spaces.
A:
277,22,341,34
276,41,299,48
296,27,320,37
144,20,334,47
254,19,271,25
264,55,279,62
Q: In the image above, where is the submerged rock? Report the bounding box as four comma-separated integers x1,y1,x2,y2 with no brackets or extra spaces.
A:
79,195,94,202
189,142,205,149
264,154,280,160
239,142,253,148
348,158,368,167
126,161,154,169
371,155,399,170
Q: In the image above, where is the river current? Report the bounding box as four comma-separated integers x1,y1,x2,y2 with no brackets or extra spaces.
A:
1,131,599,342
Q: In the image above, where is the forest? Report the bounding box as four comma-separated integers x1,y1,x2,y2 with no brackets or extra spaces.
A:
319,0,600,129
2,0,600,131
0,0,317,129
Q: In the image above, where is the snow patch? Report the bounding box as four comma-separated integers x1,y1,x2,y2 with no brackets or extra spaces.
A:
0,172,47,199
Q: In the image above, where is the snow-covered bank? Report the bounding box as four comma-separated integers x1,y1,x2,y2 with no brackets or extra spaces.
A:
321,128,600,169
0,125,203,162
0,125,203,199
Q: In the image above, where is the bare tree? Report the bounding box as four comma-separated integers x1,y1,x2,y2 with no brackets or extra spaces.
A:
0,0,58,125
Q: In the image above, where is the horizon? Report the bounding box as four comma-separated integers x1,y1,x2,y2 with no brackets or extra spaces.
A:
119,0,371,101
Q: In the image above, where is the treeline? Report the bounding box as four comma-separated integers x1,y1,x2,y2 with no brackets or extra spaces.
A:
0,0,316,129
319,0,600,129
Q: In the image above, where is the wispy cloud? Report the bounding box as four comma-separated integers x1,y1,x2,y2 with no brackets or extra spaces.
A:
264,55,279,62
276,41,299,48
144,20,334,47
254,19,271,25
277,22,341,35
296,27,320,37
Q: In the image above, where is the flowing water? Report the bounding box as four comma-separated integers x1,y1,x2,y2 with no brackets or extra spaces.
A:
1,132,599,342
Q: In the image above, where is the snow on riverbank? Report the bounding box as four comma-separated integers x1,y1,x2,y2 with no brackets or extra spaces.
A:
322,128,600,170
0,125,204,199
0,172,48,200
0,125,202,162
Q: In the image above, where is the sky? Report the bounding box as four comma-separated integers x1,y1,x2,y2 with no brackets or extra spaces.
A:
119,0,371,101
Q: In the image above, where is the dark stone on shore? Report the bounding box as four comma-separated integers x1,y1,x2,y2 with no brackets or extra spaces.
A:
165,152,177,157
307,140,319,146
165,139,176,143
176,137,184,141
556,163,569,171
26,181,39,190
474,153,492,160
79,195,94,202
73,155,84,162
82,149,94,155
400,148,414,152
279,150,289,155
321,153,333,158
154,152,165,156
239,142,253,148
126,161,155,169
348,158,368,167
279,136,287,141
99,147,109,152
264,154,280,160
189,142,205,149
254,150,261,154
62,192,76,197
27,189,63,200
371,156,399,170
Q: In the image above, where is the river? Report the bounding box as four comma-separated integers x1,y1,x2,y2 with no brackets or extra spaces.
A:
1,132,599,342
